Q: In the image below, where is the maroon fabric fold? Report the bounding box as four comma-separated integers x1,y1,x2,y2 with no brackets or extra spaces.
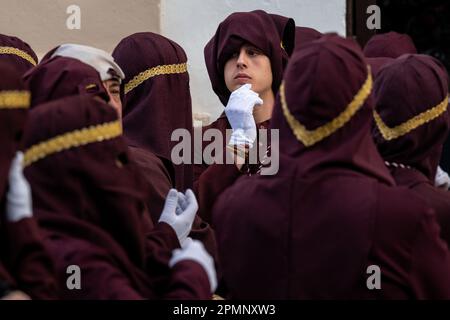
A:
364,32,417,58
0,61,58,299
1,218,58,299
366,57,394,78
112,32,193,191
0,63,27,199
372,53,450,247
23,56,109,108
23,96,209,299
204,10,293,106
269,13,296,58
295,26,322,49
0,34,37,74
373,54,449,181
195,11,293,225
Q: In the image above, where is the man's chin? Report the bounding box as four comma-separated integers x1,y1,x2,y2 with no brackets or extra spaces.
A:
234,83,254,91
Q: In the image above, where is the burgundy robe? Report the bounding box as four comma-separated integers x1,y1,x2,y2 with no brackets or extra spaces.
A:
128,146,218,258
112,32,218,259
269,13,296,58
213,34,450,299
196,11,294,223
0,218,58,299
372,54,450,246
23,96,211,299
0,34,37,75
21,54,198,292
112,32,194,191
0,62,58,299
194,116,270,224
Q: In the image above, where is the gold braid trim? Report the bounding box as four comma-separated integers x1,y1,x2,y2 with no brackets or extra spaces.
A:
0,90,30,109
373,95,449,141
281,66,373,147
0,46,37,66
23,121,122,168
124,62,187,94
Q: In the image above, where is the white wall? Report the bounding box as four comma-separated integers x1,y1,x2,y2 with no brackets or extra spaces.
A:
0,0,160,59
161,0,347,125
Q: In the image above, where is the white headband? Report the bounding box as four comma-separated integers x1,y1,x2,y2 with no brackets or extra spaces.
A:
51,43,125,82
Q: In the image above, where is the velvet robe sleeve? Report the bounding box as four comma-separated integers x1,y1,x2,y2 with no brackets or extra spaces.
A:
2,217,58,299
192,117,242,225
130,146,218,259
409,208,450,299
164,260,211,300
195,162,241,225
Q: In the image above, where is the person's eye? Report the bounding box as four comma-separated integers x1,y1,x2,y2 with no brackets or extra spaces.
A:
248,49,260,56
109,87,120,95
230,51,239,59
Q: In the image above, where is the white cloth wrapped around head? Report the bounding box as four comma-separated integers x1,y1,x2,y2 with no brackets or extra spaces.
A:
51,43,125,82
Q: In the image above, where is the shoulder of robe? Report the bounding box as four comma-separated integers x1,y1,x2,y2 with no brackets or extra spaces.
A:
202,116,230,132
128,146,166,172
127,146,173,188
375,184,433,243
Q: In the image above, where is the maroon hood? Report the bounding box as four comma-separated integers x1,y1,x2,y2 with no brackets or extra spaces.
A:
364,32,417,58
23,56,109,108
204,10,294,106
0,62,30,214
372,54,450,181
112,32,194,190
0,34,37,74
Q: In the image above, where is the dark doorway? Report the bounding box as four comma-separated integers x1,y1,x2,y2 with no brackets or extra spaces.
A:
348,0,450,81
348,0,450,171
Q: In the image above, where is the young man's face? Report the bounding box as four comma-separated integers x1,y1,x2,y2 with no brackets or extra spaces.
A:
224,44,273,96
103,78,122,118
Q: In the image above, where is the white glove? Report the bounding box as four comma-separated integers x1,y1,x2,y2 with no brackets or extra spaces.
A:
6,152,33,222
435,166,450,190
158,189,197,247
225,84,263,148
169,239,217,293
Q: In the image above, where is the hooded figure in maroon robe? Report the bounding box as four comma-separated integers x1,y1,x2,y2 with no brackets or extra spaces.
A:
112,32,193,192
366,57,394,78
364,32,417,58
22,95,213,299
0,34,37,75
196,10,295,223
295,26,322,49
204,10,291,107
23,56,110,108
0,62,58,299
20,54,210,289
212,34,450,299
112,32,218,258
372,54,450,245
